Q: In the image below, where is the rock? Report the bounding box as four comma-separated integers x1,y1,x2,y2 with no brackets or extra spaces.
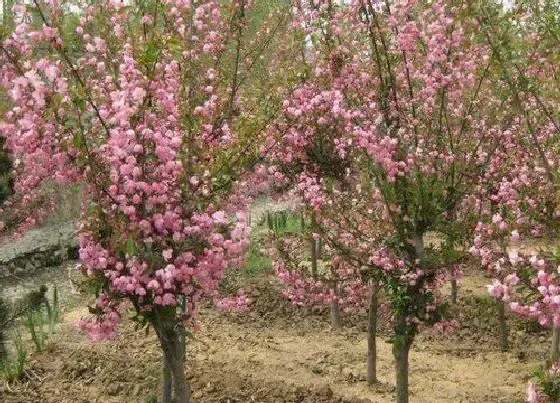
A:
0,221,79,279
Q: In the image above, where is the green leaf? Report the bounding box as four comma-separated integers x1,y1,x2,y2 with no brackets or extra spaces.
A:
126,237,138,257
72,132,86,150
73,95,86,110
142,41,159,65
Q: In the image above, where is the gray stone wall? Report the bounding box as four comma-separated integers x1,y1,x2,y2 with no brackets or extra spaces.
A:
0,222,78,279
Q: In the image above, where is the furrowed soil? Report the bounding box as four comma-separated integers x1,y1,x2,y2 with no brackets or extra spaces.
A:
0,268,549,403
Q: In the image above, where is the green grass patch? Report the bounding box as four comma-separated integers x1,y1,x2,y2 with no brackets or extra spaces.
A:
261,210,304,236
243,243,272,277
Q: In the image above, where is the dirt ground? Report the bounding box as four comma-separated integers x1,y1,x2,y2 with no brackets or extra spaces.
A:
0,268,548,403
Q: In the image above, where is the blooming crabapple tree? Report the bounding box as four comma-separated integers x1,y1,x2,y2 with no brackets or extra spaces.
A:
470,2,560,400
269,1,507,402
269,0,400,386
0,1,293,401
269,80,389,383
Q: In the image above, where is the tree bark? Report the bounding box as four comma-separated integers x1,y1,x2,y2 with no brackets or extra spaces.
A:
391,233,422,402
367,282,378,385
450,278,458,305
158,325,191,403
0,330,6,362
311,236,318,279
414,234,426,264
551,326,560,362
180,299,187,361
394,334,411,403
162,355,173,403
310,211,318,278
330,298,342,330
446,207,458,305
497,299,509,352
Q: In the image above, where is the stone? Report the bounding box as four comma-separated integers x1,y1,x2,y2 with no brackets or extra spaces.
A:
0,221,79,279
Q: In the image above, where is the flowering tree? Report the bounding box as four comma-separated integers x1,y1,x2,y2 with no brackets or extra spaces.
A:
0,1,293,401
469,2,560,400
270,104,386,382
269,1,507,401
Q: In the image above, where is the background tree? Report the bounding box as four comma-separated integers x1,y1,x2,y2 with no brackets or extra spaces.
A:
469,2,560,400
269,1,509,402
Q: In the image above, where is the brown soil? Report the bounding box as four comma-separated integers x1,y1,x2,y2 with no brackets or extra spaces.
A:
0,273,544,403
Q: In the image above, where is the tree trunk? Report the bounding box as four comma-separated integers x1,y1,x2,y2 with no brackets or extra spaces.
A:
330,298,342,330
300,211,305,231
450,278,458,305
178,297,187,361
394,336,411,403
158,325,191,403
367,282,378,385
311,236,318,279
445,207,458,305
0,330,6,362
497,300,509,352
162,355,173,403
391,233,422,402
413,234,426,264
310,211,318,278
551,326,560,362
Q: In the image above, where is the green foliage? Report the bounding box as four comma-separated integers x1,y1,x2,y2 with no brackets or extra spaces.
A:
46,286,61,338
0,119,13,204
263,210,302,236
144,395,158,403
0,332,27,383
243,243,272,277
0,291,7,361
24,286,61,353
1,0,15,37
25,310,46,353
533,365,560,402
0,286,61,382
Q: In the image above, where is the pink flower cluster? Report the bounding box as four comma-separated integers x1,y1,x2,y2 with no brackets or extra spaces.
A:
0,1,268,339
266,0,501,333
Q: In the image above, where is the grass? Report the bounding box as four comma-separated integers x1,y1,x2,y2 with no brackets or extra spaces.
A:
0,286,63,383
262,210,305,236
243,242,272,277
0,332,27,382
241,209,305,278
